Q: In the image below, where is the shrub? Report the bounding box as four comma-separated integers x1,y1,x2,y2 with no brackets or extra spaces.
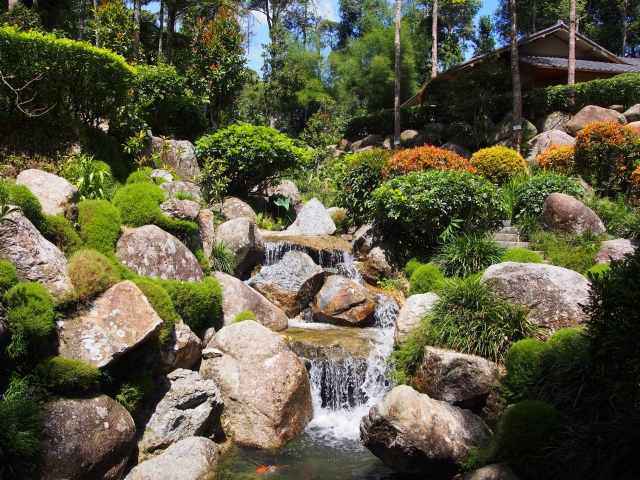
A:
529,231,601,273
132,278,179,344
77,200,122,255
573,122,640,197
195,122,309,196
501,248,544,264
40,215,83,256
114,371,154,413
408,264,444,295
535,144,575,173
125,170,154,185
334,149,391,222
404,256,426,278
583,195,640,239
233,310,257,323
503,338,548,401
584,263,610,279
5,282,55,358
513,173,584,219
159,277,222,330
209,241,237,275
431,234,506,278
371,170,506,247
331,209,351,233
67,250,119,302
382,145,476,180
35,356,102,393
8,183,45,229
470,146,528,185
0,260,18,297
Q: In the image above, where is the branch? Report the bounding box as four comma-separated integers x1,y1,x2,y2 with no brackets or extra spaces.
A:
0,69,55,117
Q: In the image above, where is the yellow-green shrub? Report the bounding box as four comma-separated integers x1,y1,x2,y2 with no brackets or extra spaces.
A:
470,146,528,184
67,250,119,302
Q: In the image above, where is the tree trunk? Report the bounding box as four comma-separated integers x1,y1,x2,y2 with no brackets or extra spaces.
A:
8,0,18,11
431,0,438,79
510,0,522,153
394,0,402,146
532,0,537,33
78,0,86,41
167,9,175,64
568,0,576,84
621,0,629,55
158,2,164,58
93,0,100,47
133,0,141,60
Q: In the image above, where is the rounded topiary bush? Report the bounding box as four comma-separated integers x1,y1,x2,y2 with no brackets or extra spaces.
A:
383,145,476,180
501,248,544,264
503,338,548,400
35,356,102,393
0,260,19,297
40,215,83,256
470,146,528,184
404,256,426,278
547,327,582,348
234,310,257,323
409,264,444,295
513,173,584,219
67,250,119,302
77,199,122,255
113,182,165,227
132,278,179,343
159,277,222,330
535,144,575,173
125,170,154,185
5,282,55,358
8,183,45,228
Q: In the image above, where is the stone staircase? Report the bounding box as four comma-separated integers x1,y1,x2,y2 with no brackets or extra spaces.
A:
491,221,543,257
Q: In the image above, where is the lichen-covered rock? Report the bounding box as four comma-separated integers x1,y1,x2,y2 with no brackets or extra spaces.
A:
400,129,420,146
214,271,288,331
565,105,627,135
594,238,640,264
194,209,214,257
214,217,264,277
157,323,202,374
143,135,200,180
116,225,204,282
535,111,572,133
414,347,499,413
540,193,606,236
623,103,640,123
200,321,313,448
16,169,78,215
482,262,591,332
246,250,324,318
359,246,394,284
137,369,222,453
394,293,439,342
150,169,173,183
360,385,492,475
57,281,164,368
488,113,537,146
353,224,376,255
125,437,222,480
0,209,72,297
40,395,136,480
218,196,257,221
313,275,377,326
160,181,202,203
524,130,575,164
285,198,336,236
159,198,200,220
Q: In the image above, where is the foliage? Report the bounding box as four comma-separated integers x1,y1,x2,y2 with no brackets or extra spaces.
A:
530,231,601,274
125,170,154,185
470,146,528,185
7,183,44,229
404,256,428,278
330,209,350,233
0,3,42,31
193,249,211,276
408,264,444,296
503,338,549,401
40,215,83,256
199,156,230,205
371,170,506,247
584,263,611,279
195,122,309,196
159,277,222,331
535,144,575,174
299,101,346,179
501,248,544,264
209,241,237,275
131,278,179,344
500,173,532,222
67,250,119,302
35,356,102,393
4,282,55,358
334,149,391,222
343,105,435,138
513,173,584,219
0,260,18,297
77,199,122,255
573,122,640,198
233,310,257,323
255,212,286,231
88,0,134,59
383,145,476,180
114,371,154,414
432,234,506,278
583,195,640,239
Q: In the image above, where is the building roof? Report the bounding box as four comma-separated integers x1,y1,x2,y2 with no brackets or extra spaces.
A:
519,55,640,73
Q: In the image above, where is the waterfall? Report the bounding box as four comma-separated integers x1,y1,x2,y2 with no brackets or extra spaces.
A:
264,241,350,269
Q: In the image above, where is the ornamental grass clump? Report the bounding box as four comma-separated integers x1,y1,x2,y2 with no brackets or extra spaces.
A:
470,146,528,185
431,234,506,278
535,144,575,173
382,145,476,180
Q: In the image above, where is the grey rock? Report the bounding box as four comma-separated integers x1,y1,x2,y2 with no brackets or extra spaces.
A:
351,134,385,152
195,209,214,258
359,246,394,284
116,225,204,282
214,218,264,277
488,113,537,146
594,238,640,264
150,169,174,183
535,111,572,133
286,198,336,236
160,181,202,203
143,135,200,181
400,129,420,147
16,169,78,216
458,464,520,480
394,293,439,342
414,132,440,147
0,208,71,298
159,198,200,220
608,104,626,113
64,203,79,222
623,103,640,122
313,275,377,326
157,323,202,374
267,180,303,218
525,130,575,164
441,142,472,159
202,347,223,359
356,145,376,153
138,369,223,453
125,437,221,480
565,105,627,135
627,120,640,130
353,224,376,255
220,196,256,221
540,193,606,236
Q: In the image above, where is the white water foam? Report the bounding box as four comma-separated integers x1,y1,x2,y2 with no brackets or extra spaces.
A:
288,319,338,330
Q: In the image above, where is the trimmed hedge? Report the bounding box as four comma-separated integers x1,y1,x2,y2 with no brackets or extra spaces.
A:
470,146,528,185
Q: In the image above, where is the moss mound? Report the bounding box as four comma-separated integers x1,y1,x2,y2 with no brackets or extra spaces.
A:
408,264,444,295
0,260,19,297
501,248,544,264
159,277,222,330
77,199,122,255
40,215,83,256
67,249,119,302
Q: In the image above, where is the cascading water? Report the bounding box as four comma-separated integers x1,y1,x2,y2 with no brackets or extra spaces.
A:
264,241,352,270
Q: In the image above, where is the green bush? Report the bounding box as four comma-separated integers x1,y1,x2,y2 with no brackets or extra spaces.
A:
503,338,549,401
335,149,391,222
371,170,506,247
233,310,257,323
513,173,585,219
35,356,102,393
529,231,601,274
470,146,528,185
584,263,610,279
114,371,155,414
331,209,351,233
195,122,310,196
77,199,122,255
5,282,55,358
132,278,179,344
67,250,119,302
432,234,506,278
584,195,640,239
159,277,222,330
125,170,154,185
408,264,444,295
40,215,83,256
404,256,426,278
8,184,45,229
501,248,544,264
0,260,18,298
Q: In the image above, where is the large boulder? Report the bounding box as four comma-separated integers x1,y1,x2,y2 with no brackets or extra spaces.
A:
116,225,204,282
195,209,214,257
482,262,591,332
524,130,575,164
353,224,377,256
157,323,202,374
214,217,264,277
247,250,324,318
360,385,492,475
623,103,640,122
57,281,164,368
40,395,136,480
150,169,173,183
0,209,72,297
138,369,223,453
488,113,537,146
359,246,394,284
458,464,520,480
285,198,336,236
267,180,303,218
565,105,627,135
159,198,200,220
413,347,499,413
214,271,288,331
125,437,222,480
218,196,257,221
535,110,573,133
441,142,472,159
160,181,202,203
594,238,640,264
540,193,606,235
16,169,77,215
350,134,385,152
394,293,439,342
313,275,377,326
143,135,200,180
200,321,313,448
400,129,420,147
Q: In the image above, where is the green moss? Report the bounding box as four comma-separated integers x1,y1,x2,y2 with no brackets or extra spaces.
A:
8,184,45,229
159,277,222,330
125,170,154,185
233,310,257,323
408,264,444,295
501,248,544,264
5,282,55,358
40,215,83,256
132,278,179,344
77,199,122,255
503,338,549,401
0,260,19,297
67,250,119,302
114,371,155,413
193,249,211,276
585,263,611,279
113,182,165,227
547,327,582,348
404,257,425,278
35,356,102,393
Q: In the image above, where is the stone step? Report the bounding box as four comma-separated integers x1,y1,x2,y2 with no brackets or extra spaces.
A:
502,220,512,227
496,240,531,249
493,233,520,242
499,227,519,235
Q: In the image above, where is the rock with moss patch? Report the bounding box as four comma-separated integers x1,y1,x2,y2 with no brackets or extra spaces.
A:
150,169,174,183
285,198,336,236
215,218,264,277
594,238,639,264
313,275,377,326
159,198,200,220
16,169,78,216
160,181,202,203
40,394,136,480
57,281,164,368
143,136,200,180
394,293,439,342
488,113,537,146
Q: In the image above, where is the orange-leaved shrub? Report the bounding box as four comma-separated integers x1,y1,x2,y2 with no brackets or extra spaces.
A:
382,145,475,180
470,146,528,184
535,144,575,173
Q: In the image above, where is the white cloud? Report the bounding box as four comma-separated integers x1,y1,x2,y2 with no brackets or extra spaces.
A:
317,0,339,22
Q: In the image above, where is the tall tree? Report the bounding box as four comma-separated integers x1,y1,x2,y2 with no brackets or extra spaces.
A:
568,0,576,84
473,15,495,57
394,0,401,143
510,0,522,152
133,0,141,60
431,0,437,78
